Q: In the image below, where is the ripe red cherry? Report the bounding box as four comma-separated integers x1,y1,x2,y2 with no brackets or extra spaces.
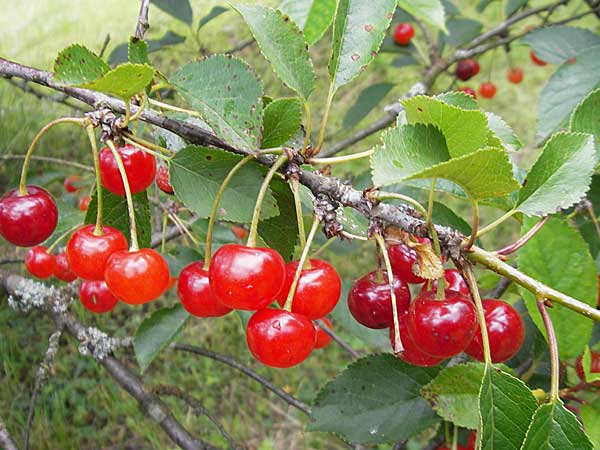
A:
64,175,82,193
507,67,523,84
388,239,429,284
78,195,91,212
24,246,56,279
314,318,333,349
479,82,497,99
178,261,232,317
104,249,170,305
156,165,174,194
276,259,341,319
421,269,470,296
66,225,128,280
209,244,286,311
348,270,411,329
54,252,77,282
393,23,415,46
79,280,119,313
455,59,480,81
0,186,58,247
390,314,445,367
465,299,525,363
467,431,477,450
575,349,600,386
530,50,547,66
98,144,156,195
407,289,477,358
246,308,315,368
458,86,477,99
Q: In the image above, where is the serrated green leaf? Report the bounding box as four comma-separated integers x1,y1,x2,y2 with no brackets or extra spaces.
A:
78,63,154,99
479,367,538,450
53,44,110,85
198,6,228,30
169,145,278,223
521,401,593,450
309,354,440,444
279,0,336,46
516,132,596,216
109,31,186,65
570,88,600,155
398,0,447,32
521,26,600,65
506,0,528,16
329,0,396,91
151,0,193,25
486,112,522,152
436,91,478,110
261,98,303,149
234,4,315,100
172,55,264,151
134,305,190,373
517,217,597,360
128,37,149,65
581,400,600,449
343,83,394,130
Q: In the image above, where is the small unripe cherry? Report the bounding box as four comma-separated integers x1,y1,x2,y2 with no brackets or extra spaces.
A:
507,67,523,84
478,82,497,99
25,246,56,279
393,23,415,46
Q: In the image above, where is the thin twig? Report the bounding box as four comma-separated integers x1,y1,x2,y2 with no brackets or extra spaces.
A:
488,277,511,298
315,319,361,359
496,216,549,256
134,0,151,40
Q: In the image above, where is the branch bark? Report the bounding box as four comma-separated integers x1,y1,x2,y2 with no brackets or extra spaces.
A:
134,0,151,41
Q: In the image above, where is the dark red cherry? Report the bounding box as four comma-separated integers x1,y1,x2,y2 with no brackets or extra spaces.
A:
0,186,58,247
64,175,82,193
479,82,497,99
458,86,477,99
66,225,128,280
178,261,232,317
98,144,156,195
455,59,480,81
575,349,600,386
407,289,477,358
530,50,547,66
507,67,523,84
465,299,525,363
156,165,174,194
421,269,470,296
314,318,333,350
388,239,429,284
246,308,315,368
390,314,445,367
347,270,411,329
54,252,77,282
277,259,341,319
79,280,119,313
78,195,91,212
24,246,56,279
209,244,286,311
393,23,414,46
104,249,170,305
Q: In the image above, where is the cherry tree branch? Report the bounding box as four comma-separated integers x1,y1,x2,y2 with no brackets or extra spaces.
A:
134,0,151,41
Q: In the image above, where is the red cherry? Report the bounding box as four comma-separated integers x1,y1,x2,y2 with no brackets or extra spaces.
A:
393,23,415,46
467,431,477,450
66,225,128,280
575,350,600,386
314,318,333,349
64,175,82,193
478,82,497,99
388,240,429,284
347,270,411,329
277,259,341,319
530,50,547,66
407,289,477,358
79,280,119,313
104,249,170,304
156,165,174,195
209,244,286,311
507,67,523,84
0,186,58,247
78,195,91,212
24,246,56,279
421,269,470,296
54,252,77,282
390,314,445,367
246,308,315,368
455,59,480,81
98,144,156,195
231,225,248,242
458,86,477,99
178,261,232,317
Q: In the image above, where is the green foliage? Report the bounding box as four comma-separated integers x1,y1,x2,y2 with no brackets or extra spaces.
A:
261,98,303,149
343,82,394,130
521,26,600,65
397,0,447,33
505,0,528,16
486,112,522,152
198,6,229,30
278,0,337,46
53,44,110,85
109,31,186,65
570,88,600,155
128,37,150,65
581,346,600,383
77,63,154,99
443,18,482,48
150,0,193,25
581,400,600,449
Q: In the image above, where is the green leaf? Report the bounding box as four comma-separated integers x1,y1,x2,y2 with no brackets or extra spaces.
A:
443,18,482,48
517,217,597,360
172,55,264,151
134,305,190,373
234,4,315,101
581,400,600,449
53,44,109,85
128,37,149,65
108,31,186,65
487,112,522,152
403,95,490,157
198,6,228,30
309,354,440,444
422,362,485,429
570,88,600,154
169,145,278,223
506,0,528,16
278,0,337,46
343,83,394,130
476,0,496,13
479,367,538,450
521,26,600,65
436,91,478,110
329,0,396,91
398,0,447,33
78,63,154,99
521,401,593,450
516,131,596,216
581,346,600,383
151,0,193,25
261,98,303,149
84,189,152,248
431,201,472,235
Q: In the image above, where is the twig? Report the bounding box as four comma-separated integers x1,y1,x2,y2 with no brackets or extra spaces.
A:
225,38,255,54
134,0,151,40
0,259,23,265
488,277,511,298
0,418,19,450
496,216,549,256
0,154,94,172
98,34,111,59
315,319,361,359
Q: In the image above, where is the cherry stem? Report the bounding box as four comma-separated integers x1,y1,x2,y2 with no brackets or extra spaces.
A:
301,101,312,155
496,216,549,256
106,140,139,251
47,223,83,253
451,424,458,450
247,155,288,248
464,196,479,250
19,117,86,195
314,84,335,155
204,154,254,270
283,216,321,312
536,297,560,403
128,93,148,123
148,98,204,119
309,149,374,165
463,266,492,366
122,136,172,162
122,131,174,156
477,208,516,237
85,125,104,235
290,178,307,251
374,233,404,353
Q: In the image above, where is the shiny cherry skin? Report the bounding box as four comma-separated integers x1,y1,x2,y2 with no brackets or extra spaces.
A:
575,349,600,386
25,246,56,279
104,249,170,305
458,86,477,99
530,50,547,66
64,175,82,193
79,280,119,313
66,225,128,280
246,308,315,368
407,289,477,358
209,244,286,311
421,269,470,296
178,261,232,317
78,195,91,212
348,270,411,329
388,239,429,284
0,186,58,247
479,82,497,99
467,431,477,450
507,67,523,84
276,259,341,319
390,314,445,367
314,318,333,349
54,252,77,282
465,299,525,363
98,144,156,195
393,23,414,46
156,165,174,194
455,59,480,81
